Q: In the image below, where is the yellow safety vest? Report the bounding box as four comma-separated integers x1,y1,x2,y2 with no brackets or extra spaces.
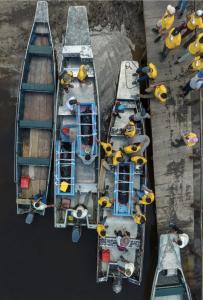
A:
154,84,167,104
77,65,88,81
112,150,123,166
97,224,106,238
184,132,198,147
140,192,155,205
187,13,203,31
60,71,73,86
130,156,147,165
123,145,141,154
161,13,174,30
148,63,158,79
188,33,203,55
98,196,112,208
191,56,203,71
165,28,181,49
101,142,112,157
124,121,136,138
133,213,146,224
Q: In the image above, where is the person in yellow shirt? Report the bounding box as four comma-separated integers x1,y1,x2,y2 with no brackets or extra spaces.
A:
97,140,113,157
77,64,89,82
136,186,155,205
183,132,198,147
123,144,141,155
139,83,168,104
161,27,182,59
98,196,113,208
123,121,136,138
175,34,203,64
185,56,203,73
133,204,146,224
112,150,124,166
177,10,203,40
97,216,108,238
131,155,147,166
59,70,74,91
132,63,158,84
152,5,176,34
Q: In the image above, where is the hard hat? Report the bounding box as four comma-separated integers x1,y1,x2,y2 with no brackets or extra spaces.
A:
67,70,73,77
167,5,176,15
196,10,203,17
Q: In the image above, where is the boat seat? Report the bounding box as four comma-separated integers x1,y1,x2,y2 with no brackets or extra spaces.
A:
155,285,185,297
21,83,54,94
28,45,53,57
19,120,52,129
17,157,49,166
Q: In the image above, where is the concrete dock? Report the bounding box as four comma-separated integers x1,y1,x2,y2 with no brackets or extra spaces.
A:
143,0,202,298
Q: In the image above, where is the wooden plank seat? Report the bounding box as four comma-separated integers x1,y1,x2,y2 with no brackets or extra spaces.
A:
17,157,49,166
21,83,54,94
19,120,52,129
28,45,53,57
155,285,185,297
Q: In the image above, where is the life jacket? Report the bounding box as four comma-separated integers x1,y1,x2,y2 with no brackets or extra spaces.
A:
187,13,203,31
77,65,88,81
60,71,73,86
130,155,147,165
148,63,158,79
112,150,123,166
97,224,106,238
165,28,181,49
124,121,136,138
188,33,203,55
101,142,113,157
133,213,146,224
191,56,203,71
140,192,155,205
161,12,174,30
154,84,167,104
98,196,112,208
123,144,141,154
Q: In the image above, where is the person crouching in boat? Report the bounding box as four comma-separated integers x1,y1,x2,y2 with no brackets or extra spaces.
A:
114,230,131,251
117,256,135,277
97,216,108,238
59,70,74,92
112,149,125,166
32,193,54,211
133,204,146,224
98,195,113,208
122,120,136,138
72,205,88,219
77,64,89,82
136,185,155,205
130,155,147,166
123,144,142,155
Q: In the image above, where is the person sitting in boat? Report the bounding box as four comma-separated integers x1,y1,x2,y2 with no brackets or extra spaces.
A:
59,70,74,91
65,96,79,114
123,120,136,138
72,204,88,219
133,204,146,224
97,140,113,157
113,101,126,118
117,256,135,277
136,185,155,205
77,64,89,82
115,230,131,251
130,133,150,155
98,195,113,208
112,150,125,166
123,144,142,155
169,224,189,249
129,108,151,122
130,155,147,166
32,193,54,211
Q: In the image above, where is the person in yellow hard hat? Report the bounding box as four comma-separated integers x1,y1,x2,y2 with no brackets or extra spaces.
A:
133,204,146,224
189,56,203,72
123,144,141,155
59,70,74,91
98,196,113,208
161,27,182,60
131,155,147,166
132,63,158,84
139,83,168,104
182,132,198,147
177,10,203,40
77,64,89,82
123,120,136,138
175,33,203,64
136,185,155,205
97,140,113,157
112,150,124,166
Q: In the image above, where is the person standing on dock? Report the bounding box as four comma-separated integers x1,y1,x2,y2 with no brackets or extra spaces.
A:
161,27,182,60
169,224,189,248
139,83,168,104
175,0,188,18
132,63,158,84
133,204,146,225
176,10,203,40
182,132,198,147
97,140,113,157
152,5,176,38
180,70,203,96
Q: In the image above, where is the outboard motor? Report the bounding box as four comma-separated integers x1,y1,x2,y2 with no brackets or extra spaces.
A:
72,225,82,243
112,275,123,294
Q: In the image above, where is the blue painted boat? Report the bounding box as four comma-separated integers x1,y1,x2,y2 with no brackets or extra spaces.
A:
54,6,100,242
15,1,55,223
